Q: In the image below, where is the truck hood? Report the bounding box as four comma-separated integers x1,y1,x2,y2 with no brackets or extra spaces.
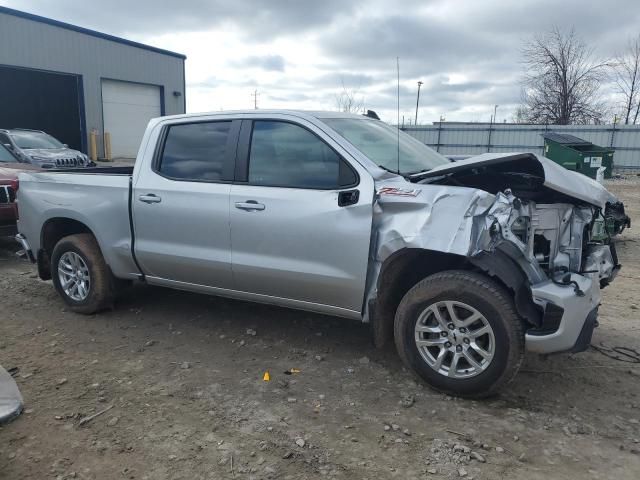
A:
413,152,615,208
24,148,83,159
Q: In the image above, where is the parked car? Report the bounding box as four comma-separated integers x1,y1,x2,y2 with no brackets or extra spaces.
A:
0,142,39,237
0,128,92,168
15,110,628,397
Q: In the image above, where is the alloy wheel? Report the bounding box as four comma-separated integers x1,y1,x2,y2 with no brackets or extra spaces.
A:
58,251,91,302
414,301,495,379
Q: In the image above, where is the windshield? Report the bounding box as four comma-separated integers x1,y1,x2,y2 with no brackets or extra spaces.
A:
10,131,64,149
0,143,16,162
322,118,450,174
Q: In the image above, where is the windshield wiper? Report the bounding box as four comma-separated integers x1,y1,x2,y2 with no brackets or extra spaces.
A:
405,168,430,175
377,164,399,174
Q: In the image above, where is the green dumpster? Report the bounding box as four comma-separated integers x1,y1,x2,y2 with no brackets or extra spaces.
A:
542,132,614,179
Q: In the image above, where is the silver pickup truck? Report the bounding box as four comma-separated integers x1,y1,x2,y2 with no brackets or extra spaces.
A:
15,110,629,397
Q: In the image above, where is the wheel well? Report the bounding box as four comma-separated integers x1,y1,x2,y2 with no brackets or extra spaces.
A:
371,249,466,348
37,218,93,280
369,248,538,348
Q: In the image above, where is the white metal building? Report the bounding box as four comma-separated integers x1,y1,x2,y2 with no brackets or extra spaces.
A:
0,6,186,159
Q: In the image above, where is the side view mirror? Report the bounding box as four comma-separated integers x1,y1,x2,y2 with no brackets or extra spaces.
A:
62,144,69,148
3,143,12,149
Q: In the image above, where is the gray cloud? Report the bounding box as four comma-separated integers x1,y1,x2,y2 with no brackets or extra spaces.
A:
187,76,258,89
232,55,286,72
267,92,313,103
5,0,363,39
369,81,515,117
6,0,639,122
310,73,376,89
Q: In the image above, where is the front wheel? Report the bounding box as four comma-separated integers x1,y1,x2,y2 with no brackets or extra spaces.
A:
51,233,114,314
394,270,524,398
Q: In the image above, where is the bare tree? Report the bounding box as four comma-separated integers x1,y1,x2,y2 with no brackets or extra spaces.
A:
612,35,640,124
335,79,364,113
511,104,529,123
520,27,609,124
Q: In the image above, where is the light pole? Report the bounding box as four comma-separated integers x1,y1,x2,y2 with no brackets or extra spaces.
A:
415,81,423,125
488,105,499,152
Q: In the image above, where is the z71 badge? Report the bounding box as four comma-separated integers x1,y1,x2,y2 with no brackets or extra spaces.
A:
377,186,421,197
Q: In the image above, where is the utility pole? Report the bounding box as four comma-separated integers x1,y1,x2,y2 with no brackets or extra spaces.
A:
493,104,499,123
415,81,423,125
251,89,260,109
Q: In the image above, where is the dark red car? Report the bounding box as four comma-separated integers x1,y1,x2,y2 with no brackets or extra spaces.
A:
0,143,37,237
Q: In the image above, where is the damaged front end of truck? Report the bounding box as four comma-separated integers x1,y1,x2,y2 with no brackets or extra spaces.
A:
366,152,629,355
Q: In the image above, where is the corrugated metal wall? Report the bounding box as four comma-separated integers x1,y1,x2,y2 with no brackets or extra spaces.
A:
403,123,640,169
0,9,185,156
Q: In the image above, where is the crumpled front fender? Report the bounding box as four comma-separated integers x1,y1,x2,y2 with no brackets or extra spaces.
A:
363,182,546,338
373,184,497,263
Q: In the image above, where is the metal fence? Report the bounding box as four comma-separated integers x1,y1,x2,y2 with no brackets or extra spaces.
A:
402,123,640,170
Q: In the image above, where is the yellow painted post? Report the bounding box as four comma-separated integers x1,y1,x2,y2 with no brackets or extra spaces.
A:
104,132,112,161
89,130,97,161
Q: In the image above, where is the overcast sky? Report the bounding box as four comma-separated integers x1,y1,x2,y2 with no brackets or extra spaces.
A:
4,0,640,123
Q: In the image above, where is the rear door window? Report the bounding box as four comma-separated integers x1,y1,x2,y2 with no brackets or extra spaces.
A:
158,121,232,181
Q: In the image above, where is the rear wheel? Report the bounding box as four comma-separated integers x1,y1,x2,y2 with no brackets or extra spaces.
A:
51,233,114,314
394,270,524,398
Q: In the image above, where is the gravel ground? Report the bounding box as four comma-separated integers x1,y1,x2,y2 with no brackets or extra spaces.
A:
0,177,639,480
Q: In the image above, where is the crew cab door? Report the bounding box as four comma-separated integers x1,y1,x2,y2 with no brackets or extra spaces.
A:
132,119,239,288
229,118,374,314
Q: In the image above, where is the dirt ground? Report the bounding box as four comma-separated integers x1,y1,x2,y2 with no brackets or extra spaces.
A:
1,178,639,480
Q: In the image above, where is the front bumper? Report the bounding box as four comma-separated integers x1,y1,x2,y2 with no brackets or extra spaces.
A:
525,273,601,354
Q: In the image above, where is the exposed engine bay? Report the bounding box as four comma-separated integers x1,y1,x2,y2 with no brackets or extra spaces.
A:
415,153,630,236
413,153,629,290
479,191,618,288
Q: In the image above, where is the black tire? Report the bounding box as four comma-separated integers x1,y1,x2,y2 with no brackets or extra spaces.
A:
394,270,524,398
51,233,114,314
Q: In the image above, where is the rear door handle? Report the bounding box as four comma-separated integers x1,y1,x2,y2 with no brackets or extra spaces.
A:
235,200,265,211
139,194,162,204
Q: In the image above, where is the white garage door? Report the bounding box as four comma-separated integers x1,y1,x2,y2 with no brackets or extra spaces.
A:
102,79,161,159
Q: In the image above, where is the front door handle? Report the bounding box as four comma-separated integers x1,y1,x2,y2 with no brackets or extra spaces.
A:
235,200,265,211
139,194,162,204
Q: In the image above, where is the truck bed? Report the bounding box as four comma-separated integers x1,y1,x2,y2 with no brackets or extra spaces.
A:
16,169,139,278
